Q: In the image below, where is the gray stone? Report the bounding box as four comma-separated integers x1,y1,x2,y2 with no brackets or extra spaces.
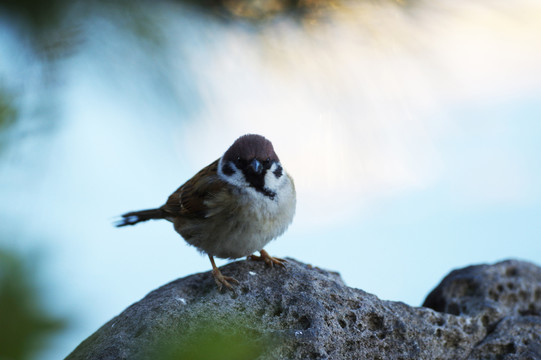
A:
66,259,541,360
424,259,541,359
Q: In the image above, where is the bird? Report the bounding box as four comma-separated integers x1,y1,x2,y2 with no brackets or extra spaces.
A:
115,134,296,291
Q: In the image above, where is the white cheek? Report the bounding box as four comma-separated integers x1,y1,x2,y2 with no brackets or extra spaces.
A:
264,162,287,191
217,158,248,187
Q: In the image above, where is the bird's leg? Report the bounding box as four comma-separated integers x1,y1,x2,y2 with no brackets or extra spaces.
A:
248,249,286,268
208,255,238,292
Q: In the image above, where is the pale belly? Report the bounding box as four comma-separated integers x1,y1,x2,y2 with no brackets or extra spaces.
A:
174,180,296,259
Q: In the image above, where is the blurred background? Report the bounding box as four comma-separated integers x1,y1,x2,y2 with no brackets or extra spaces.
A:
1,0,540,358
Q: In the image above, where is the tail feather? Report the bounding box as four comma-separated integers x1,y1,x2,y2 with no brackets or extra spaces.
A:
115,208,165,227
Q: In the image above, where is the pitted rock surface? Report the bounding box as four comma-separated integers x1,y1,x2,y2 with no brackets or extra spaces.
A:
67,259,541,359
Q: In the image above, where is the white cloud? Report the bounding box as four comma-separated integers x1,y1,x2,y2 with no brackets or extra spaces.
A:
168,0,541,226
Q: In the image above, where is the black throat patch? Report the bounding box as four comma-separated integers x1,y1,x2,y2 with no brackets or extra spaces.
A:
242,168,276,200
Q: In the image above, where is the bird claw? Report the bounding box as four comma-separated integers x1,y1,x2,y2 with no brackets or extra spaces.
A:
212,269,239,292
248,249,287,268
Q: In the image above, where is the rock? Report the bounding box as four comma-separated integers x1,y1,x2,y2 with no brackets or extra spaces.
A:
66,259,541,360
423,259,541,359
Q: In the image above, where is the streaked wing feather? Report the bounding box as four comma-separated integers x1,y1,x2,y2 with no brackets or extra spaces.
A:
161,159,222,219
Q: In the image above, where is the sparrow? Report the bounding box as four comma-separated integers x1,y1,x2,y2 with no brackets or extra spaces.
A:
116,134,296,291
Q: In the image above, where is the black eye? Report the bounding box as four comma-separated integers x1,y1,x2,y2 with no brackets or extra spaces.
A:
234,157,245,168
263,158,271,169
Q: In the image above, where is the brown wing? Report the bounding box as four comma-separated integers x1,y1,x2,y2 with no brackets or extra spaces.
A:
161,159,224,219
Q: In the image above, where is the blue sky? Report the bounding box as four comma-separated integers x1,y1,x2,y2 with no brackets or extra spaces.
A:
1,1,541,359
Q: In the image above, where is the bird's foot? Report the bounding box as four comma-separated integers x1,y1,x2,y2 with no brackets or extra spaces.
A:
208,255,238,292
248,249,286,268
211,268,239,292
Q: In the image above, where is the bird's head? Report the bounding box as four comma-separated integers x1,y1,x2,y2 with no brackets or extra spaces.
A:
218,134,286,199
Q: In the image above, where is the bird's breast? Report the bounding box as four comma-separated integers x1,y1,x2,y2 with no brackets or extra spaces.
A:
176,175,296,259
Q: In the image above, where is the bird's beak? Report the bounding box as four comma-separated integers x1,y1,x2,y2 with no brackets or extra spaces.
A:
250,159,263,174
